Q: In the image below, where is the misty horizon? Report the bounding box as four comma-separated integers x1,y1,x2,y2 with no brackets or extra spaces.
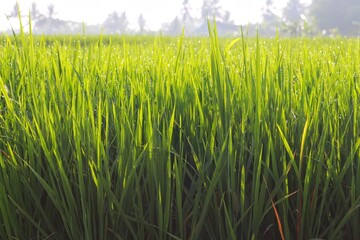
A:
1,0,359,37
1,0,311,32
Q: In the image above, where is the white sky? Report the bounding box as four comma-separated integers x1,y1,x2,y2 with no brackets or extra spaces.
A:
0,0,311,31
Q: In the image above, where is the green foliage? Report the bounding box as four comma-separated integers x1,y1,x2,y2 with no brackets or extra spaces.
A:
0,22,360,239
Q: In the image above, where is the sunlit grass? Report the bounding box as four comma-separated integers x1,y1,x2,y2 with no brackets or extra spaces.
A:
0,21,359,239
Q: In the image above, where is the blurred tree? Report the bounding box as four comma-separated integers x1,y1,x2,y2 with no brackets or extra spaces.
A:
119,12,129,33
32,3,78,34
8,3,27,18
31,2,44,21
223,10,233,24
47,4,55,19
181,0,192,22
167,17,182,35
201,0,222,20
103,11,128,34
103,11,119,33
283,0,305,36
138,14,146,33
311,0,360,35
10,3,19,18
260,0,282,36
201,0,211,19
262,0,278,24
283,0,304,23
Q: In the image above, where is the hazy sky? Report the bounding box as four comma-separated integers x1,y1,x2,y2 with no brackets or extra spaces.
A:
0,0,311,31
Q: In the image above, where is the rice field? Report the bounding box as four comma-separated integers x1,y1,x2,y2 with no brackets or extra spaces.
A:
0,22,360,239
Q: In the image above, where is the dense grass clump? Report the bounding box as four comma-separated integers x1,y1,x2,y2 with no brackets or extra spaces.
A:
0,23,359,239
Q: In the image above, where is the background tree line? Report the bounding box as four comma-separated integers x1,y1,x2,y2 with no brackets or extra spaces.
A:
262,0,360,36
5,0,360,36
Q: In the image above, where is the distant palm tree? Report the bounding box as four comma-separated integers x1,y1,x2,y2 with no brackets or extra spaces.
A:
31,2,43,21
47,4,55,19
182,0,192,22
138,14,146,33
103,11,129,34
8,3,26,18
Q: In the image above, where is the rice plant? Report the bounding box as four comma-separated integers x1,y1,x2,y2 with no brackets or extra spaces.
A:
0,20,359,239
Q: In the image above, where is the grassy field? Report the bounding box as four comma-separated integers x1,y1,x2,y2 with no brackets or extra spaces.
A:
0,22,360,239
